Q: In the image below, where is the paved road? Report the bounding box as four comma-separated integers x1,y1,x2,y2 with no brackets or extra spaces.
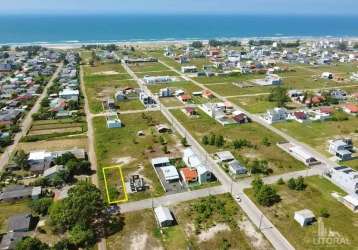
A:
80,65,107,250
0,63,63,171
120,185,226,213
123,62,295,250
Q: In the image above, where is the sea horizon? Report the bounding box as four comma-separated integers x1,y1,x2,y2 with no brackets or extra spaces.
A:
1,14,358,45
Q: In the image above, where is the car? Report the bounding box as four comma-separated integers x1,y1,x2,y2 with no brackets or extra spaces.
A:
235,195,241,202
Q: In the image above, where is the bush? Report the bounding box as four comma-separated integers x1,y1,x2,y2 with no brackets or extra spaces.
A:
287,178,297,190
287,177,306,191
30,198,53,216
319,208,330,218
276,178,285,185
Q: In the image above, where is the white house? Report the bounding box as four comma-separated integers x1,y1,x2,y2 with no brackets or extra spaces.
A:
294,209,315,227
154,206,174,227
143,76,176,84
159,88,173,97
328,139,353,161
288,145,320,166
43,165,64,178
215,151,235,163
59,88,79,101
106,113,122,129
183,148,211,183
228,160,247,175
341,194,358,212
151,157,170,168
161,165,179,183
181,66,197,74
328,166,358,194
263,108,288,124
253,74,282,86
321,72,334,79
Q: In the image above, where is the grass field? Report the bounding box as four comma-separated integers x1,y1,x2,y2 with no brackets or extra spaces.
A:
106,194,271,250
18,137,89,152
129,62,170,72
117,99,144,111
28,119,87,137
147,81,203,95
171,109,306,176
83,64,139,113
245,176,358,250
103,166,127,203
93,112,184,200
136,70,179,78
274,118,358,156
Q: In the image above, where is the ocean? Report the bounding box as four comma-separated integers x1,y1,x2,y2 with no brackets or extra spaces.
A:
0,14,358,44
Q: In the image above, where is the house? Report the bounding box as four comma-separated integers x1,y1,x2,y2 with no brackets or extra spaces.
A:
330,89,347,100
114,90,127,101
305,95,326,106
202,89,214,99
228,160,247,175
343,103,358,115
294,209,315,227
287,144,320,166
143,76,176,84
183,107,197,117
253,74,282,86
181,66,197,74
59,88,79,101
178,94,192,103
183,148,211,183
129,175,147,192
341,194,358,212
106,113,122,128
321,72,334,79
8,213,33,232
215,151,235,163
43,165,64,178
139,92,156,106
292,111,308,123
263,108,288,124
328,139,353,161
159,88,173,97
154,206,175,227
196,165,212,184
0,185,41,202
151,157,170,168
233,113,250,124
27,151,53,174
327,166,358,194
0,231,27,250
180,167,198,183
161,165,180,183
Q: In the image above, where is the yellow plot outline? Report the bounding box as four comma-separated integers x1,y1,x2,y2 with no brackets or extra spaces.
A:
102,165,128,204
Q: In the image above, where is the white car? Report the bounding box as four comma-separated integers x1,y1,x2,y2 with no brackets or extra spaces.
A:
235,195,241,202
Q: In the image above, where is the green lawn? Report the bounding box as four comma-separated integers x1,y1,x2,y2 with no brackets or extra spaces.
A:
136,70,179,78
129,62,170,72
147,81,203,95
93,112,182,200
117,99,144,111
171,109,306,176
274,118,358,156
245,176,358,250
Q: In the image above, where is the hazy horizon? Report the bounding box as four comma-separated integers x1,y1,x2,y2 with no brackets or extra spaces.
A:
1,0,358,15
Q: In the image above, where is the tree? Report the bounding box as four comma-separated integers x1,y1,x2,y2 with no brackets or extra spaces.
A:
276,178,285,185
30,198,53,216
215,135,224,147
16,237,50,250
295,176,306,191
68,100,79,110
202,135,209,145
256,185,280,207
14,150,29,170
68,224,95,247
49,182,109,232
181,137,188,147
268,86,289,107
191,41,203,48
251,177,264,195
52,239,76,250
54,152,76,165
209,134,216,145
287,178,297,190
319,208,330,218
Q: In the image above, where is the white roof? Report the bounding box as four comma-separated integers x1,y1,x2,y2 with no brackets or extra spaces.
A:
59,89,79,96
343,195,358,206
195,165,209,175
161,165,179,181
28,151,52,161
294,209,315,219
151,157,170,166
215,151,235,162
290,146,313,161
154,206,173,223
43,165,64,177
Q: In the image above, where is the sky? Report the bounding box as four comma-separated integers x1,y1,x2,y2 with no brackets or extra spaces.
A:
1,0,358,15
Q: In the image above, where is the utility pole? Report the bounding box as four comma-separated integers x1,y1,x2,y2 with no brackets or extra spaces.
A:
259,213,264,230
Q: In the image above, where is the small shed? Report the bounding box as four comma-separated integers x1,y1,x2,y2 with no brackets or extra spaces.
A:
154,206,174,227
228,160,247,175
215,151,235,163
294,209,315,227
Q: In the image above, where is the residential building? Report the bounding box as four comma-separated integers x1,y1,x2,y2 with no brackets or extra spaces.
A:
59,88,79,101
328,139,353,161
294,209,315,227
0,185,41,202
327,166,358,194
154,206,175,227
161,165,179,183
180,167,198,183
8,213,33,232
263,108,288,124
228,160,247,175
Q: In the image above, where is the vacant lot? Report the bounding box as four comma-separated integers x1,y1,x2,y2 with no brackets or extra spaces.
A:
245,176,358,250
274,118,358,155
171,109,306,176
106,194,271,250
147,81,203,95
93,112,184,200
129,62,170,72
18,137,88,152
83,64,138,113
103,166,127,203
